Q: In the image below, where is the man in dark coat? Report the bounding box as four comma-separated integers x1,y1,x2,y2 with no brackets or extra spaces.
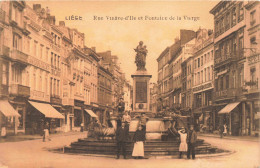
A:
117,98,125,118
187,125,197,159
116,122,128,159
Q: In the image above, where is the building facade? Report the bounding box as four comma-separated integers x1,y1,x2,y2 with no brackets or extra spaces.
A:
210,1,248,136
192,29,214,131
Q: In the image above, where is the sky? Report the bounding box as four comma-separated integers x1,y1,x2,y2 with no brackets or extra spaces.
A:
27,0,219,83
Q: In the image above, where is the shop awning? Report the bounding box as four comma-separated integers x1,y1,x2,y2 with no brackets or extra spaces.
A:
29,101,64,119
0,100,20,117
218,102,240,114
84,109,98,118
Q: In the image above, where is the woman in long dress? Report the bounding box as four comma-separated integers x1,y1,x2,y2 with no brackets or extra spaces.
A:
178,128,188,158
132,126,146,159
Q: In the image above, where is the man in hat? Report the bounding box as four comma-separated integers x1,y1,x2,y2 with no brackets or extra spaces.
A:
116,122,128,159
187,125,197,159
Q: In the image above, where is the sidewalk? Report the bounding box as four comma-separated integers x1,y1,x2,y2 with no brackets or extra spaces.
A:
0,131,87,143
198,132,260,142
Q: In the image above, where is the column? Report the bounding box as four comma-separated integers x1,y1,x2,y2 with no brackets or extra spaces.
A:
242,102,246,135
249,102,253,136
229,112,232,134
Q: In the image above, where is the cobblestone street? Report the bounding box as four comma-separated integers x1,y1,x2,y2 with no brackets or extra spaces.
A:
0,133,259,168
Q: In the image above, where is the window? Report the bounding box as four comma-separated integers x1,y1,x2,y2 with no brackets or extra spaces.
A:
239,37,244,57
250,10,256,26
57,80,60,96
51,52,53,66
39,71,42,91
238,3,244,22
226,12,230,30
205,68,207,82
232,38,237,54
198,72,200,84
198,58,200,67
207,67,210,81
13,34,21,50
201,70,203,83
201,56,203,66
232,7,236,26
40,45,43,59
58,56,60,69
226,75,229,89
220,76,224,90
54,79,56,95
27,38,30,53
45,77,48,93
54,54,57,68
33,41,37,57
33,71,36,90
50,77,53,95
2,63,8,85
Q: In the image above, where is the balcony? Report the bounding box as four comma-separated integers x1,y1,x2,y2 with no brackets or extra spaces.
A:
11,49,28,64
9,84,30,97
0,45,10,57
30,90,50,102
214,53,237,68
0,9,6,24
215,88,243,100
50,95,62,105
74,93,84,101
247,53,260,65
62,97,74,106
0,84,8,96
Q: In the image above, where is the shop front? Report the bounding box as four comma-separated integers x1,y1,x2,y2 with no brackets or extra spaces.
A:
218,102,241,136
26,101,65,135
0,100,21,136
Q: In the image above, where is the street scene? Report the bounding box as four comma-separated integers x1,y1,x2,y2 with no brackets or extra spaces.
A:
0,0,260,168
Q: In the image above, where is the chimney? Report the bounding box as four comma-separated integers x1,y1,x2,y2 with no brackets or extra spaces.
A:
47,15,56,25
91,47,96,52
59,21,65,27
33,4,41,11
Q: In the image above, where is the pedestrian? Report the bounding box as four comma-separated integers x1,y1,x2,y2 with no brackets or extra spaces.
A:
187,125,197,159
132,125,146,159
178,127,188,159
117,98,125,118
223,123,227,136
219,124,224,138
80,122,84,132
1,126,6,138
116,122,128,159
43,123,51,142
140,113,149,133
122,111,131,136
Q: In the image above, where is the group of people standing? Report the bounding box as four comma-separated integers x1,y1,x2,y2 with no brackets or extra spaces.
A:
116,112,148,159
178,125,197,159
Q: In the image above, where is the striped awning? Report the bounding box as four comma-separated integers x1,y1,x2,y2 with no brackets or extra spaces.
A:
218,102,240,114
29,101,64,119
0,100,20,117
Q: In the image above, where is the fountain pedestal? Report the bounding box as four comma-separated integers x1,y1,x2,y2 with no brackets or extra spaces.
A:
131,70,152,114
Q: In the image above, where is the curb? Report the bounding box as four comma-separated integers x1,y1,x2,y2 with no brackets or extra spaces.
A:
198,134,260,142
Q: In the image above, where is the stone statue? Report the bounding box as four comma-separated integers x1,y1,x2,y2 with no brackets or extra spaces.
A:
134,41,148,71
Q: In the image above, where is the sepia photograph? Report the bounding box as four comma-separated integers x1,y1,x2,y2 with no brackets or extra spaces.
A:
0,0,259,168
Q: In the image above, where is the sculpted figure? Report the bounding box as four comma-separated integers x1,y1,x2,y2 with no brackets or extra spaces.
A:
134,41,148,71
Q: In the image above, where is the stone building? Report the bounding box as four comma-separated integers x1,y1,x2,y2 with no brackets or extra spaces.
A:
243,1,260,136
192,29,214,132
157,30,196,113
0,1,29,135
210,1,248,136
